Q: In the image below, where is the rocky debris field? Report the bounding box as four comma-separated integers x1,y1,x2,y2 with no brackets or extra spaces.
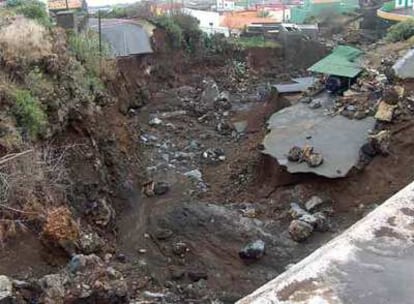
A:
1,12,414,304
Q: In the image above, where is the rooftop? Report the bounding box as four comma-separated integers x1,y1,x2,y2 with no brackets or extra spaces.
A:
308,45,363,78
48,0,83,11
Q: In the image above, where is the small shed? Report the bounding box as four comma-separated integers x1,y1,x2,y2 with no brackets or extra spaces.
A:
307,45,363,78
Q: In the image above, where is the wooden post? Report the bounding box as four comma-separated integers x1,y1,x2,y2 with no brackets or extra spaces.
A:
98,10,102,56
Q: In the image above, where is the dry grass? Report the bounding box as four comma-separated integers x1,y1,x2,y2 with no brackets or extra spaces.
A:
0,145,74,244
0,17,52,63
41,206,79,242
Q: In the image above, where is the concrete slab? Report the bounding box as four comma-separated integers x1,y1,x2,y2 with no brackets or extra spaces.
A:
237,181,414,304
272,77,316,94
262,96,375,178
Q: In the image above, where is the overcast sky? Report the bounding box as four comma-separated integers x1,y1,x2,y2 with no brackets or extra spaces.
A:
87,0,139,7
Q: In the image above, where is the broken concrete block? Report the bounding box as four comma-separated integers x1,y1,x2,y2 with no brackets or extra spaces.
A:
375,101,397,122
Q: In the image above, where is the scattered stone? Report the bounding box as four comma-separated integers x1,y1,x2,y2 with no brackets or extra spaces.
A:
214,91,232,110
39,274,65,302
12,279,30,289
202,148,225,163
172,242,188,256
170,267,185,280
306,153,323,167
174,151,195,161
311,212,330,232
184,169,203,181
116,254,127,263
143,291,167,299
160,110,187,118
308,100,321,109
85,198,115,227
290,203,309,219
104,253,112,263
188,271,208,282
79,232,105,254
289,220,314,242
0,276,12,302
287,146,303,162
302,146,323,168
341,109,354,119
346,105,356,112
239,240,265,260
233,121,248,134
360,142,378,157
300,96,312,104
354,110,368,120
241,207,257,218
149,117,162,126
153,182,170,196
154,228,174,240
369,130,391,155
305,196,324,212
216,91,230,102
216,121,233,135
200,79,219,105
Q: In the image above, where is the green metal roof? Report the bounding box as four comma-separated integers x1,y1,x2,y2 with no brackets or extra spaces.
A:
308,46,363,78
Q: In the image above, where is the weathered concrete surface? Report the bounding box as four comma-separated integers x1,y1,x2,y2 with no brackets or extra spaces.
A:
88,18,153,57
237,181,414,304
262,95,375,178
273,77,316,94
393,49,414,79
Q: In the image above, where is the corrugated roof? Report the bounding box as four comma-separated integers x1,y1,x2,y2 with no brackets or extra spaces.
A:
48,0,82,10
308,45,363,78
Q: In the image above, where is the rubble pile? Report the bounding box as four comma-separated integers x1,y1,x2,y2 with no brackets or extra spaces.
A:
287,145,324,168
288,196,333,242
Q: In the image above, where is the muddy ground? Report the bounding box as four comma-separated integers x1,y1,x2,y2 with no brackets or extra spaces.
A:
1,23,414,303
110,45,414,301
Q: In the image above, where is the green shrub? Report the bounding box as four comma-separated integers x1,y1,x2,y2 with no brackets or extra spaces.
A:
7,0,50,27
236,36,280,48
154,13,203,52
386,19,414,42
155,15,183,48
106,6,128,18
68,30,113,89
12,89,47,138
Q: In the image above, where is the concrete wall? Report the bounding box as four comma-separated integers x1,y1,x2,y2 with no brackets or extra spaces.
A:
237,181,414,304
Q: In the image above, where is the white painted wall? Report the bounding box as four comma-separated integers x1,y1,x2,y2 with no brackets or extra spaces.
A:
183,8,229,36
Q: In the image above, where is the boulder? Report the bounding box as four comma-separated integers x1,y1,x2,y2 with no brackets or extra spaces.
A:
288,220,314,242
153,182,170,196
78,232,105,254
239,240,265,260
0,276,12,304
305,196,324,212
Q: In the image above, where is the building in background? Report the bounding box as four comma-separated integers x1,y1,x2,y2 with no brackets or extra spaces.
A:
48,0,88,12
290,0,359,23
377,0,414,21
216,0,236,11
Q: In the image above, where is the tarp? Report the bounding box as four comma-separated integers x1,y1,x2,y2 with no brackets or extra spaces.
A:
308,45,363,78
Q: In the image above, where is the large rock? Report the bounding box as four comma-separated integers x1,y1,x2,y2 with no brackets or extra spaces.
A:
39,255,128,303
239,240,266,260
288,220,314,242
200,79,219,104
0,275,12,303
